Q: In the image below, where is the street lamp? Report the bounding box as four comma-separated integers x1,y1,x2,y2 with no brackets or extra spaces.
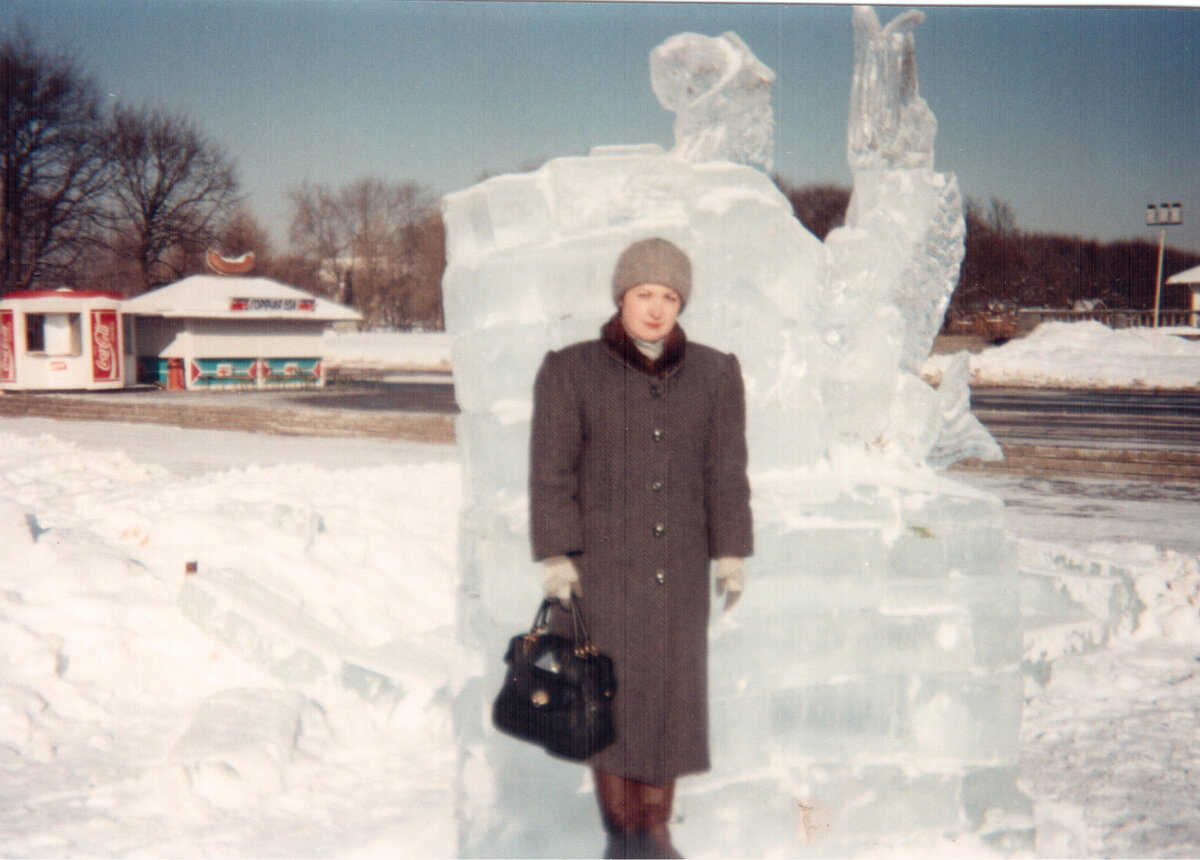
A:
1146,202,1183,328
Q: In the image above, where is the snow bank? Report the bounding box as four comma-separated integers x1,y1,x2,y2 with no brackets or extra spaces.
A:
924,321,1200,389
0,428,462,857
324,330,451,373
1018,535,1200,688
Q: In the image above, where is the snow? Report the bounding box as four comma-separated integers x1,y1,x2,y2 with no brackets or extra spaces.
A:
924,320,1200,389
0,420,461,857
1,322,1199,857
324,329,452,375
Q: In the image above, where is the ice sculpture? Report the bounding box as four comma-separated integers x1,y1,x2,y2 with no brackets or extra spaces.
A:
848,7,938,171
444,7,1026,857
650,31,776,171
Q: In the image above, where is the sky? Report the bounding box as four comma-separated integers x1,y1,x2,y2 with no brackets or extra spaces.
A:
4,1,1200,255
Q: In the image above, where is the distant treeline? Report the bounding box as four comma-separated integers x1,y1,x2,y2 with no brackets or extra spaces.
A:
777,179,1200,316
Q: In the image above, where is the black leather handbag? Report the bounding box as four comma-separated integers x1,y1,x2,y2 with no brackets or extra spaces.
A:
492,598,617,761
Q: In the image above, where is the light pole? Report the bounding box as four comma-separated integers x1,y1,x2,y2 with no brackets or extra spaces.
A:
1146,202,1183,328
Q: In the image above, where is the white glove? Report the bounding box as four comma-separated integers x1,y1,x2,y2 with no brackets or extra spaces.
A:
715,557,745,612
542,555,581,605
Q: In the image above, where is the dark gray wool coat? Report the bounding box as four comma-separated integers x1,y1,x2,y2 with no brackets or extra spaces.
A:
530,314,754,785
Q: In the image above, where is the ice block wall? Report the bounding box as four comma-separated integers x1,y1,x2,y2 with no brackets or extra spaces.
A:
444,10,1028,857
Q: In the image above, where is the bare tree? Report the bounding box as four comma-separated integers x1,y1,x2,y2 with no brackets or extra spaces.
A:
774,177,850,241
984,196,1017,237
106,103,240,293
287,181,348,299
0,28,111,292
286,176,440,328
215,206,274,265
407,210,445,329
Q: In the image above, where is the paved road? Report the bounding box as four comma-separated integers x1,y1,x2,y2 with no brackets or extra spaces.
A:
971,388,1200,453
284,377,460,415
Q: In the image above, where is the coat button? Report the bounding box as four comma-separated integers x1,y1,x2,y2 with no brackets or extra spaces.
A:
655,570,666,584
652,428,665,442
650,479,664,492
653,523,666,538
650,384,664,398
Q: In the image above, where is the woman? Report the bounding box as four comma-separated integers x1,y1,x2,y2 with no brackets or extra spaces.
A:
529,237,753,859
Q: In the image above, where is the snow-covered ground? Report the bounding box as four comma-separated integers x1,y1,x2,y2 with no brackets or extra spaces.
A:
326,329,452,375
1,321,1198,858
923,320,1200,389
0,422,462,858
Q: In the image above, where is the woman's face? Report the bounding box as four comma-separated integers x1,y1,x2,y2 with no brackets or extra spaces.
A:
619,283,682,343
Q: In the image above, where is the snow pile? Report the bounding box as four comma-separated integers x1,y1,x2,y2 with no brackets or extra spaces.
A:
1090,542,1200,644
924,321,1200,389
324,329,451,373
0,428,461,857
1017,533,1200,684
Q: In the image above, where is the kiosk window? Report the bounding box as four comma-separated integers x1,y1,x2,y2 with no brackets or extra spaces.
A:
25,313,82,356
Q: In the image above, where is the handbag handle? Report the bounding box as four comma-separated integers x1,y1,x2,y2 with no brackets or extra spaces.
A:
530,598,599,657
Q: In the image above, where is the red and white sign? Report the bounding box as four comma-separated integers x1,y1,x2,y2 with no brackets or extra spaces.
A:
229,297,316,313
0,310,14,383
90,309,120,382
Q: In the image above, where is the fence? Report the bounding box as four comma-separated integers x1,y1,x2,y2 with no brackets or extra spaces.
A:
1017,309,1199,331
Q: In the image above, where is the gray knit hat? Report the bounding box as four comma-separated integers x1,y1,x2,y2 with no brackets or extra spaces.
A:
611,237,692,308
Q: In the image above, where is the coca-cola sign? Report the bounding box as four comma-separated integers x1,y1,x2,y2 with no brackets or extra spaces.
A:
90,309,120,382
0,310,14,383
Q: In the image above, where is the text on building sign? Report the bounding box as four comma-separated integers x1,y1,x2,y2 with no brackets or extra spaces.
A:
229,298,316,312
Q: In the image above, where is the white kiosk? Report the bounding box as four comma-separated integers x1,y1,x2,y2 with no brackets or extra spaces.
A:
1165,264,1200,328
122,275,360,390
0,290,126,391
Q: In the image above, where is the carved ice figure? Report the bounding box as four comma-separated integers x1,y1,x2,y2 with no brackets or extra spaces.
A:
443,8,1025,857
848,5,937,169
819,5,987,467
650,31,776,171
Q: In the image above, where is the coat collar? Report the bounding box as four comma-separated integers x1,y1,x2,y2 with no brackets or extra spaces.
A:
601,313,687,379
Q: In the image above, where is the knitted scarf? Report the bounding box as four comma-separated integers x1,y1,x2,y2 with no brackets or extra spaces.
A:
601,313,687,379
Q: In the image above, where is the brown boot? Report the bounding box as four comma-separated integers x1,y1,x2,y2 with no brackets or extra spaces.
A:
594,770,683,859
637,780,682,859
595,769,640,858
